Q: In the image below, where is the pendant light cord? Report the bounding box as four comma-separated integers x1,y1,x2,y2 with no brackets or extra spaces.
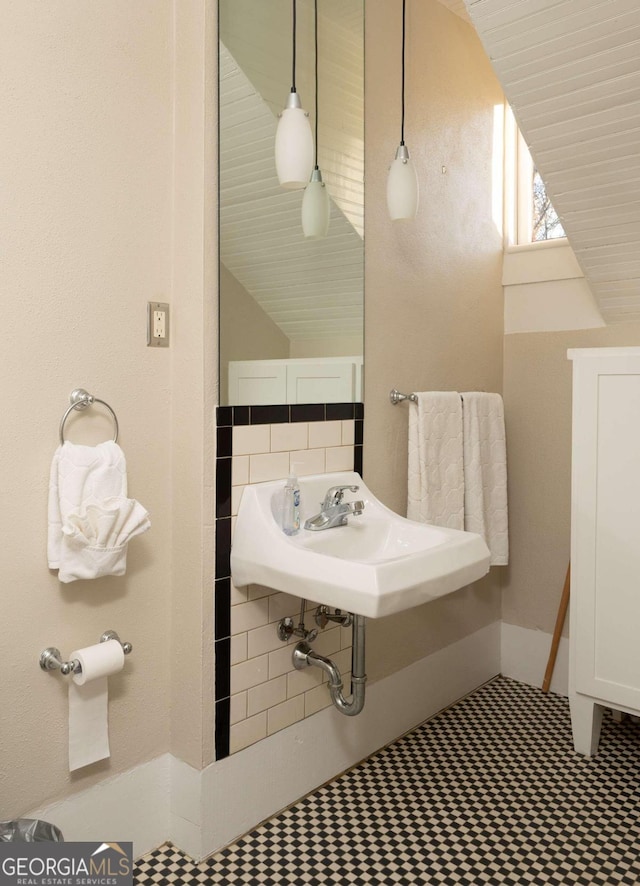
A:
314,0,319,168
401,0,406,145
292,0,297,92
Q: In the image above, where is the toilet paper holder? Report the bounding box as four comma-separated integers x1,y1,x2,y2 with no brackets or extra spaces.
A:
39,630,133,676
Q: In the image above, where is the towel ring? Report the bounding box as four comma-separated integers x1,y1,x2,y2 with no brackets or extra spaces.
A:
59,388,119,445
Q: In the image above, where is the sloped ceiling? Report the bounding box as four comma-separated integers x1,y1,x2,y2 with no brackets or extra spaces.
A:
219,0,364,343
465,0,640,325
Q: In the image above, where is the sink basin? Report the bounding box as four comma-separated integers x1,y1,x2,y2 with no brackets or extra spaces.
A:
231,471,490,618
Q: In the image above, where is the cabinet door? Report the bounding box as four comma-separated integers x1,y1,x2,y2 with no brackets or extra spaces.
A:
228,361,287,406
572,356,640,709
286,362,355,404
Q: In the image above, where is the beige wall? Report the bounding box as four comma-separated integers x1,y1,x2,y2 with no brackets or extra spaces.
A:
1,0,217,816
220,264,290,401
364,0,505,678
1,0,173,815
503,324,640,636
289,337,363,359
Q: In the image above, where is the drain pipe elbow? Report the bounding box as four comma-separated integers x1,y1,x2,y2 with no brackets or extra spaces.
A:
292,614,366,717
329,674,366,717
296,647,343,687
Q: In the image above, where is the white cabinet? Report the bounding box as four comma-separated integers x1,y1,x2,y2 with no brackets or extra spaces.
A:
228,362,287,407
569,347,640,755
286,362,355,404
228,357,363,406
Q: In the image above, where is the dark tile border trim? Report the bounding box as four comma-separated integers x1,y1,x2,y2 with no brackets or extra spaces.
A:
216,403,362,426
213,402,364,761
214,698,230,759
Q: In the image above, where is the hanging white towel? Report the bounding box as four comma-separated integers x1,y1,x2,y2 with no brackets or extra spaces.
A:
461,392,508,565
48,441,150,582
407,392,464,530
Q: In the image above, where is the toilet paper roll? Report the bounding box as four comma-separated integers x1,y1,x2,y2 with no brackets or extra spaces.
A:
68,640,125,772
72,640,124,685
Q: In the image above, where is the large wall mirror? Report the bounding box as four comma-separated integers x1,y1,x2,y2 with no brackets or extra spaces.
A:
219,0,364,407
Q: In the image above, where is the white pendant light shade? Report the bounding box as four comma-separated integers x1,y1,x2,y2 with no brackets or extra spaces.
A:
275,92,314,190
387,144,419,220
388,0,419,221
302,168,330,239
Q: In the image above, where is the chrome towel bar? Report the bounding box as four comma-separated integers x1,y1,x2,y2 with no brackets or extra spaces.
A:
390,388,418,405
59,388,119,445
39,630,132,676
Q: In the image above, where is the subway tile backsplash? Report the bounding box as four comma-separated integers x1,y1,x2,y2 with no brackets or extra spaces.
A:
308,420,342,449
232,424,271,456
270,421,308,453
214,403,363,759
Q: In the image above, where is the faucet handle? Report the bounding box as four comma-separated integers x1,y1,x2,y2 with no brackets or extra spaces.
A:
323,484,360,507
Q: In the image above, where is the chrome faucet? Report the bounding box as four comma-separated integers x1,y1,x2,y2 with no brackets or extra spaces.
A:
304,484,365,531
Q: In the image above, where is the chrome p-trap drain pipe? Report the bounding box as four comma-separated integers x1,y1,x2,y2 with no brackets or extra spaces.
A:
292,613,366,716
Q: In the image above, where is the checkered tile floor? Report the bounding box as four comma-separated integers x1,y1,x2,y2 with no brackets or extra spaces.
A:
135,677,640,884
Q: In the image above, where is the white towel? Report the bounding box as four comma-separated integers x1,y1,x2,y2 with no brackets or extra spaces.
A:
407,392,464,530
48,441,150,582
461,392,508,565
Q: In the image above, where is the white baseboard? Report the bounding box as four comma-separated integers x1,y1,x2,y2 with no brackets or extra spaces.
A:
23,754,170,859
169,755,205,858
501,622,568,697
20,621,503,862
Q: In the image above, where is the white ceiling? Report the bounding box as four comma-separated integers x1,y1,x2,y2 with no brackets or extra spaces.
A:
219,0,364,343
465,0,640,325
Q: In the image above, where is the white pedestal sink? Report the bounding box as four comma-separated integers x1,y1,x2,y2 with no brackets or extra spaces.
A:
231,472,490,618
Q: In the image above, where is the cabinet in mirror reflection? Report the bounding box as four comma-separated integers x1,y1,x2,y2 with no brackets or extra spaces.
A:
219,0,364,406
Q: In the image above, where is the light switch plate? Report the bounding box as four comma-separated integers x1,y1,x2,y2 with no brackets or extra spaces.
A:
147,301,170,347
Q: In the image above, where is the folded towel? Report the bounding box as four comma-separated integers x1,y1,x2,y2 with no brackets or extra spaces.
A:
407,392,464,530
461,392,508,565
60,496,151,582
48,441,150,582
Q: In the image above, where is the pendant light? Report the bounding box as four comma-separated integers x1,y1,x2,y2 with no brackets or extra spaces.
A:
275,0,314,190
387,0,419,220
301,0,330,239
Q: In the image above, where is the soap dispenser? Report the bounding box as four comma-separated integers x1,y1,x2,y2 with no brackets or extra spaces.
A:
282,470,301,536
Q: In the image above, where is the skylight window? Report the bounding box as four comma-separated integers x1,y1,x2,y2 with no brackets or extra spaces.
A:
504,105,566,247
532,168,565,242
